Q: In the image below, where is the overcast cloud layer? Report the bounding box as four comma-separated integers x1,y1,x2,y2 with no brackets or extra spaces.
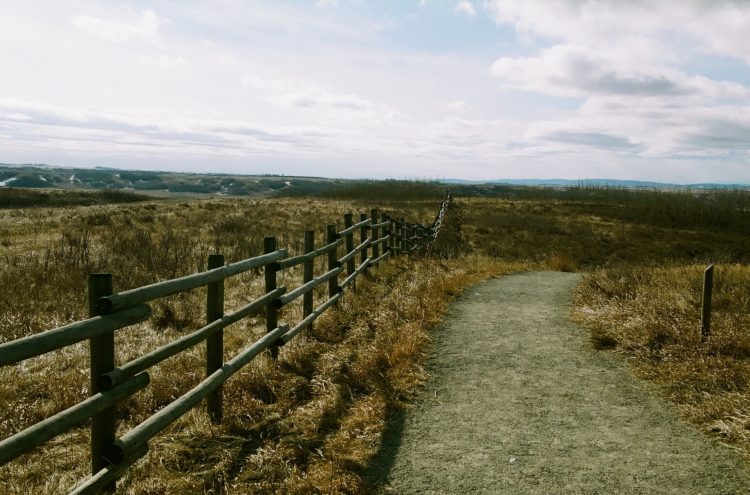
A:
1,0,749,182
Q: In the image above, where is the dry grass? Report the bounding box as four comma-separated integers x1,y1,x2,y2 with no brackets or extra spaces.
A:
545,253,577,273
5,187,750,492
572,264,750,454
0,194,519,494
459,196,750,268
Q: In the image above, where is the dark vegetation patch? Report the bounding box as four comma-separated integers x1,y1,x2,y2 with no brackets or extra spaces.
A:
0,188,151,208
280,179,450,201
460,195,750,268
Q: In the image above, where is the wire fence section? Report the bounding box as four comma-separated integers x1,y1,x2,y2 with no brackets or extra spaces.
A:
0,194,452,494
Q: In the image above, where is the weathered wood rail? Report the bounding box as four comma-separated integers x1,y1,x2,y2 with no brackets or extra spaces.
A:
0,194,452,494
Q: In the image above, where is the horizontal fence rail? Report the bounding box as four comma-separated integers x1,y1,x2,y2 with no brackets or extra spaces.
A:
277,238,342,271
98,287,287,390
95,250,287,314
0,304,151,366
0,194,452,494
0,373,150,466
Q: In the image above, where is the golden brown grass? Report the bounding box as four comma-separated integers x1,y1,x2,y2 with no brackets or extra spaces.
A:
572,264,750,454
5,187,750,492
0,195,518,494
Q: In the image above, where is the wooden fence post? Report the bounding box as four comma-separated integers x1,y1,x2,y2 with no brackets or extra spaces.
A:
390,216,397,254
360,213,368,269
88,273,116,493
303,231,314,333
400,218,407,253
371,209,379,261
395,219,401,254
382,214,390,256
206,254,224,422
264,237,279,359
701,264,714,341
380,213,387,255
327,225,339,299
344,213,355,289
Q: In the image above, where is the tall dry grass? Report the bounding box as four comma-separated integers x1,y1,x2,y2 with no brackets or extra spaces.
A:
117,255,515,494
0,194,518,494
573,264,750,454
487,185,750,234
5,186,750,492
458,196,750,268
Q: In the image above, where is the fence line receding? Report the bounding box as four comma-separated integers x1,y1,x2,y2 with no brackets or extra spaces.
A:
0,194,452,495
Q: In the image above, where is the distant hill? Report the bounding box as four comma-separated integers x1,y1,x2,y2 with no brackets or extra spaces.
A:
441,178,749,190
1,163,747,198
0,163,344,197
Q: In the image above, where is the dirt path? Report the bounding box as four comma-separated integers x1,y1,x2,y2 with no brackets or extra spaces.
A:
372,272,750,494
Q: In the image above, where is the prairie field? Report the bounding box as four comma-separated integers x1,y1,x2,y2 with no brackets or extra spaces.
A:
2,184,750,493
0,191,518,494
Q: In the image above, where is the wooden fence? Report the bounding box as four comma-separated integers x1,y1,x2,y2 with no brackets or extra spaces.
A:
0,194,452,494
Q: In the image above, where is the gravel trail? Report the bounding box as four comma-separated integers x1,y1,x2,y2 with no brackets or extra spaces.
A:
374,272,750,494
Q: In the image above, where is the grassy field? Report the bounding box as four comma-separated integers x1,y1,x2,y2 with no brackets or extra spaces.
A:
0,192,520,494
2,184,750,493
572,264,750,452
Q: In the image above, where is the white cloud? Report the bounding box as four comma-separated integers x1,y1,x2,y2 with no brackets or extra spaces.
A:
0,98,331,159
1,113,32,121
446,100,466,112
240,75,403,124
71,9,166,43
456,1,477,17
484,0,750,178
1,1,749,182
536,130,643,153
485,0,750,64
492,44,690,97
491,43,750,100
315,0,340,8
523,96,750,161
314,0,367,9
139,54,188,68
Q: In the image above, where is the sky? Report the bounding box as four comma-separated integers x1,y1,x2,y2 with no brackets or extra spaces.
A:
1,1,749,183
